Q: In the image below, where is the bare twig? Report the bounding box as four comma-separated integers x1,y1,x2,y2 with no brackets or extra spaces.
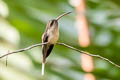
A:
6,55,8,66
6,50,9,67
56,42,120,68
0,42,120,69
0,42,48,58
6,53,8,67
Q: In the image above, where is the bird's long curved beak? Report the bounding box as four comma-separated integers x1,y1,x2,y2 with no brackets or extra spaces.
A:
56,11,72,21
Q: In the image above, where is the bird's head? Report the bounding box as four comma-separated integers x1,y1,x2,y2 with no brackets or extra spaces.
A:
48,11,72,28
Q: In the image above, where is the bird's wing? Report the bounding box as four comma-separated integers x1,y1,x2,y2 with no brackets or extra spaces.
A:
42,33,48,62
42,32,54,63
42,32,48,43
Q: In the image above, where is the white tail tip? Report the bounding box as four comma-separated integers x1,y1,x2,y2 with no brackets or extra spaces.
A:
41,63,45,76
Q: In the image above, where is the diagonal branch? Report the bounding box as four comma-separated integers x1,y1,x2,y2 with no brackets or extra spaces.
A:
0,42,48,58
0,42,120,69
57,42,120,68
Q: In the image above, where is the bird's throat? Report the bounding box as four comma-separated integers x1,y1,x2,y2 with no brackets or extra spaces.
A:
47,27,59,44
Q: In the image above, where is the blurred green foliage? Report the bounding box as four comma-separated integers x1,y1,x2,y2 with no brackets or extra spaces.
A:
0,0,120,80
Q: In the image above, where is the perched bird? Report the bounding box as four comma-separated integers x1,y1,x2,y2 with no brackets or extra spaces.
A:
41,12,71,76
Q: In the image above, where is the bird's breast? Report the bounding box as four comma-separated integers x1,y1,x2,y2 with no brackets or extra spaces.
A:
47,27,59,44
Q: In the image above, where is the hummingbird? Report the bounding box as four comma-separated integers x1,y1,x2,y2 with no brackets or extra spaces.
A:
41,12,71,76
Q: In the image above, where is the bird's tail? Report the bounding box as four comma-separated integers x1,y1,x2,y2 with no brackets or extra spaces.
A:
41,62,45,76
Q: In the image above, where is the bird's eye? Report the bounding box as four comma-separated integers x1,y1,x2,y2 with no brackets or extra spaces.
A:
50,20,54,27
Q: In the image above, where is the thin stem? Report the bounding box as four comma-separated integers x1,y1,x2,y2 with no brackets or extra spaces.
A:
56,42,120,68
0,42,120,69
0,42,48,58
